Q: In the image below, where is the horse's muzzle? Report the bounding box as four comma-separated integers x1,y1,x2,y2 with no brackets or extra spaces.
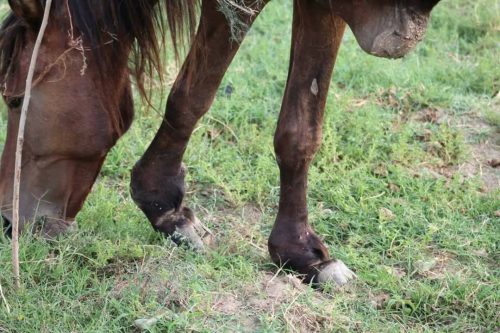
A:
352,4,431,60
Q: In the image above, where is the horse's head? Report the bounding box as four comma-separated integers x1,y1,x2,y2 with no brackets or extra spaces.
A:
335,0,441,58
0,0,134,237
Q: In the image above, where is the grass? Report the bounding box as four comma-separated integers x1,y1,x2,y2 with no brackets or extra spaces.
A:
1,0,499,332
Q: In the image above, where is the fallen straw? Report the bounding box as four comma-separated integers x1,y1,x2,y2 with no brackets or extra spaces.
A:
12,0,53,290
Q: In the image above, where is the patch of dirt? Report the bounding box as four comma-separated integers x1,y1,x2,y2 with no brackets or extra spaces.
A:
379,207,396,222
412,108,499,192
413,251,461,280
412,107,450,125
115,255,349,333
207,272,335,332
194,200,268,257
239,273,336,333
213,294,244,314
211,273,316,332
458,143,499,191
451,113,498,192
377,87,423,115
106,197,351,332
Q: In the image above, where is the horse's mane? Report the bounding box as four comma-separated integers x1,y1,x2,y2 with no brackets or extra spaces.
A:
0,0,198,100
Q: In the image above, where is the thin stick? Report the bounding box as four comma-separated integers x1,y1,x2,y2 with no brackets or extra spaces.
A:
12,0,53,290
0,280,10,314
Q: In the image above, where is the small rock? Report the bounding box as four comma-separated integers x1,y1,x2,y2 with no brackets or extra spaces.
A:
134,317,160,331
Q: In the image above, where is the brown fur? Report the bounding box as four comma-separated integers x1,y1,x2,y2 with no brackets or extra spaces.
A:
1,0,441,281
0,0,199,117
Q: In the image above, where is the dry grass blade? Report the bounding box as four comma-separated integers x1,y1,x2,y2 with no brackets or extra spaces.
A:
0,280,10,313
12,0,54,290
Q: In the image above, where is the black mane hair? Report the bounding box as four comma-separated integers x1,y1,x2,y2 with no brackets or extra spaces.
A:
0,0,199,99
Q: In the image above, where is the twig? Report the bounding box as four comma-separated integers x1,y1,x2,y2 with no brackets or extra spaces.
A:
12,0,53,290
0,280,10,314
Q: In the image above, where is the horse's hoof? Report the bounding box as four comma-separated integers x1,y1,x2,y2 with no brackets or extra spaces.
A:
315,260,356,286
165,209,214,252
153,206,214,251
171,223,205,251
39,218,79,239
171,217,214,252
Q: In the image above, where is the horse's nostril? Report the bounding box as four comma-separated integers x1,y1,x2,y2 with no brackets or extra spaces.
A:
1,215,12,239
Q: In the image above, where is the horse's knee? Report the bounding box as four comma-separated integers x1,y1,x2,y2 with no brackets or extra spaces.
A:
274,125,322,169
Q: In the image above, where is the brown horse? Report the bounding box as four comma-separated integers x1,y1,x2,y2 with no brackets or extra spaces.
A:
0,0,441,285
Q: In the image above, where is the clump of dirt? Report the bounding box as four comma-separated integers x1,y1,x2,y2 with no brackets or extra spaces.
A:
190,200,269,259
458,140,499,192
368,291,390,309
412,107,450,124
377,87,426,115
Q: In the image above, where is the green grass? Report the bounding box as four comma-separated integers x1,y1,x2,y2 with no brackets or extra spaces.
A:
1,0,499,332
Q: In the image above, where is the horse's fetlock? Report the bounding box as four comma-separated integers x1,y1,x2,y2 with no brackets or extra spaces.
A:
130,162,186,223
268,222,330,280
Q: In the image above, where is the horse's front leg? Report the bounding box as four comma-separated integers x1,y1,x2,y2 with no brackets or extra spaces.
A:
269,1,355,285
131,0,266,249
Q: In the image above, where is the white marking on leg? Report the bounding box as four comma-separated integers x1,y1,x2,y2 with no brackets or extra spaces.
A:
310,78,319,96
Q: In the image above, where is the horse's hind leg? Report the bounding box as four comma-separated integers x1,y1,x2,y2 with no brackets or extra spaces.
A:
131,0,265,249
269,1,355,285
